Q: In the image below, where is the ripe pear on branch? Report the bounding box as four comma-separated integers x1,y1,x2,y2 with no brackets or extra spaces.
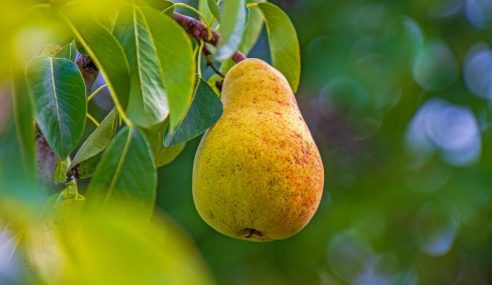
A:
193,58,324,242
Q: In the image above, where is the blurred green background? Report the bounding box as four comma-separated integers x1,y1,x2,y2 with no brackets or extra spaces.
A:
158,0,492,284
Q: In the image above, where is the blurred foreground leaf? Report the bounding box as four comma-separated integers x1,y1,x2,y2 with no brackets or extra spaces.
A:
55,42,77,62
26,206,215,285
0,75,40,207
11,75,36,185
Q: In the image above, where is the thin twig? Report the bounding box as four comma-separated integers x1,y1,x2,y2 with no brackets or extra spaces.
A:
88,84,108,102
202,45,225,78
75,53,99,95
86,113,100,127
171,12,247,63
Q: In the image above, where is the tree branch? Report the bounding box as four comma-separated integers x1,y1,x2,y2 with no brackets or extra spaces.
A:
75,53,99,95
171,12,247,63
35,128,59,189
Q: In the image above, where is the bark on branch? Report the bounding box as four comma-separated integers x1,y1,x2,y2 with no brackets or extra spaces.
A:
171,12,247,63
75,53,99,95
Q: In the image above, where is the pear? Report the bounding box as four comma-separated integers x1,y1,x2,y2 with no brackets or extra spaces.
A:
193,58,324,242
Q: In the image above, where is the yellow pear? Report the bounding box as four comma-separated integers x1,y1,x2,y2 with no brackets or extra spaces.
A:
193,58,324,242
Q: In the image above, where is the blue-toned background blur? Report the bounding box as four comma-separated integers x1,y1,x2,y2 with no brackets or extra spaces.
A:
154,0,492,284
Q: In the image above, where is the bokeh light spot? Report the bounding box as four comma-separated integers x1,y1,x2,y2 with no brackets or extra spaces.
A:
464,43,492,99
465,0,492,29
406,99,481,166
412,42,459,91
416,203,458,256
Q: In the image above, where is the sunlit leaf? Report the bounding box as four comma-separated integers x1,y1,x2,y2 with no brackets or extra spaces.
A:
139,7,195,132
26,57,87,159
41,44,63,57
164,78,223,146
114,7,169,128
207,0,222,22
216,0,247,61
220,0,265,74
242,0,265,53
63,15,131,113
55,42,77,62
138,0,174,12
256,2,301,92
97,9,120,32
27,208,215,285
198,0,214,23
53,158,70,183
142,120,186,168
11,75,36,184
0,77,45,206
86,127,156,218
0,74,38,203
71,109,118,167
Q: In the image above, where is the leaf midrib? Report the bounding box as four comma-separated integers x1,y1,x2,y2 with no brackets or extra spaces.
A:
133,8,147,115
50,57,65,155
104,128,133,204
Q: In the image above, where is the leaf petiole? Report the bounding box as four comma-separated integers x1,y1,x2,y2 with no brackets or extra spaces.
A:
86,113,100,127
88,84,108,102
197,40,204,78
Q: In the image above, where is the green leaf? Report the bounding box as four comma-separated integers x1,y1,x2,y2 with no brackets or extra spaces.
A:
11,75,36,183
26,57,87,159
71,109,118,167
54,158,70,183
50,210,216,285
156,143,186,166
57,183,86,202
165,77,223,146
138,0,174,12
220,0,265,74
86,127,156,218
96,9,120,32
207,0,222,22
73,153,102,179
141,120,186,168
63,15,131,113
0,74,38,198
256,2,301,92
198,0,214,23
216,0,247,61
55,42,77,62
139,7,195,132
242,0,265,53
113,7,169,128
